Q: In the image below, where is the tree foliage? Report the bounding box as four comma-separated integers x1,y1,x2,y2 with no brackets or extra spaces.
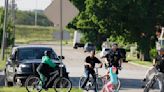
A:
69,0,164,60
0,7,14,47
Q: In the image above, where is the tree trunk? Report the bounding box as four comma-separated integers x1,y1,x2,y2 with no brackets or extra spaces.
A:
139,49,150,61
138,36,151,61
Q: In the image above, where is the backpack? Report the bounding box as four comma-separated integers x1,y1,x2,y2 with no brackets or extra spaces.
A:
37,63,54,77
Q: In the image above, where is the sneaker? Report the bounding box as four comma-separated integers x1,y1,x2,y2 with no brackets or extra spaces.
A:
143,78,146,82
42,85,48,91
141,85,145,88
36,85,42,91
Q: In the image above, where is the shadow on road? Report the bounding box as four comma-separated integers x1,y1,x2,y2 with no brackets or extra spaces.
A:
70,77,145,89
120,78,143,89
0,76,148,90
70,77,80,88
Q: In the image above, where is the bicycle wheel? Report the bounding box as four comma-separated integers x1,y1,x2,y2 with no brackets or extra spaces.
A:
53,77,72,92
25,75,41,92
97,77,103,90
144,77,159,92
79,76,85,89
116,78,121,91
79,76,93,91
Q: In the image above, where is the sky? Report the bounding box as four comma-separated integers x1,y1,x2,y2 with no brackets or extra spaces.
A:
0,0,52,11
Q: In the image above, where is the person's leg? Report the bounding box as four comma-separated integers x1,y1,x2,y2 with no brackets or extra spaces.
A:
81,69,90,88
106,82,113,92
37,68,46,86
90,69,97,92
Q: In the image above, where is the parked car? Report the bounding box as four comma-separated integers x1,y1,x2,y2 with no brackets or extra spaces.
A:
100,48,110,58
73,31,84,49
4,45,68,86
84,43,96,52
118,48,127,62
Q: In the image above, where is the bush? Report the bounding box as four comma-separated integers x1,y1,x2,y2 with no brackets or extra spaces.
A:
150,48,157,59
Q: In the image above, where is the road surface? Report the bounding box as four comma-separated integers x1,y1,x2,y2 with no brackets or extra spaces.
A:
0,43,158,92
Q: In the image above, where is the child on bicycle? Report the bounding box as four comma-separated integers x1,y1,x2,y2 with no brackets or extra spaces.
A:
81,50,103,92
101,66,118,92
37,50,56,90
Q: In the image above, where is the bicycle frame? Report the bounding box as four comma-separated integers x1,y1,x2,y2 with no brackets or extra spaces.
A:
45,70,59,88
95,67,99,92
45,63,64,88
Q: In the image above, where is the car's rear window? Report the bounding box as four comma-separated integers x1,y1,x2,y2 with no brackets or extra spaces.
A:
88,44,94,46
18,48,58,61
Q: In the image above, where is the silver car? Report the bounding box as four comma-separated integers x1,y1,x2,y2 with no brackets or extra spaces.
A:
84,43,96,52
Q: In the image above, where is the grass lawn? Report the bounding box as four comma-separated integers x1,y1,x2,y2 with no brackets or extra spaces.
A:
0,87,83,92
127,55,153,67
0,60,6,70
0,48,12,70
15,25,73,45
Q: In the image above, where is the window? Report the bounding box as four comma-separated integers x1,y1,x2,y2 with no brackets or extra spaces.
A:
18,48,58,61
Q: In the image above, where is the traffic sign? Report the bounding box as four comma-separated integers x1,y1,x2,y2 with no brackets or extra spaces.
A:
44,0,79,28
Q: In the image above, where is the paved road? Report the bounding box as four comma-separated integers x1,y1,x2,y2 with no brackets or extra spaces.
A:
49,45,148,92
0,43,158,92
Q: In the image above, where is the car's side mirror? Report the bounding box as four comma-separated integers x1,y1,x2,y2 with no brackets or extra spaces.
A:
8,55,18,65
58,56,65,60
9,55,15,61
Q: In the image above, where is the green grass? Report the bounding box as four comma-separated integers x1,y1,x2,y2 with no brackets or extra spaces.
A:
127,56,153,67
0,60,6,70
15,25,55,44
15,25,74,45
0,48,12,70
0,87,82,92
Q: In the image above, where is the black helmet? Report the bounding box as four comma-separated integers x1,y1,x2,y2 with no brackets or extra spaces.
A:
44,50,51,57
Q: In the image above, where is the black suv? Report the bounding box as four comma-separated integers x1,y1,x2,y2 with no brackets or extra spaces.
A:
4,45,68,86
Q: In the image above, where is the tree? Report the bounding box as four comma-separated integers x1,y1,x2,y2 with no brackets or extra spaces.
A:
69,0,164,60
0,7,14,47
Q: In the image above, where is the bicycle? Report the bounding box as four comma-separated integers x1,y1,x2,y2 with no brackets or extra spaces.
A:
144,74,161,92
101,67,121,92
79,66,103,92
25,63,72,92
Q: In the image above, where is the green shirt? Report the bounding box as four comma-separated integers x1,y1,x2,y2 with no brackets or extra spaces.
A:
42,56,56,68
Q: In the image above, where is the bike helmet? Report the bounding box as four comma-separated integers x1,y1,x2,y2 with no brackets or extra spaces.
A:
44,50,51,57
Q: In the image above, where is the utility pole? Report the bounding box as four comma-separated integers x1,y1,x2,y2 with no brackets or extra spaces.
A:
1,0,9,60
11,0,16,47
60,0,63,61
35,0,38,26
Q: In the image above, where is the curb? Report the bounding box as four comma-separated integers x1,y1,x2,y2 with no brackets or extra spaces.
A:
128,62,150,69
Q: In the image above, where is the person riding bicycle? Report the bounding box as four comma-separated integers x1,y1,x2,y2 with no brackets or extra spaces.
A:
105,43,122,74
101,66,118,92
81,50,103,92
37,50,56,90
143,48,164,92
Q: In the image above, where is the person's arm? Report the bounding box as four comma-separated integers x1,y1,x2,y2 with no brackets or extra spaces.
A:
119,58,123,67
43,57,56,68
84,62,92,67
153,59,156,66
84,57,92,68
118,52,123,67
96,58,103,68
